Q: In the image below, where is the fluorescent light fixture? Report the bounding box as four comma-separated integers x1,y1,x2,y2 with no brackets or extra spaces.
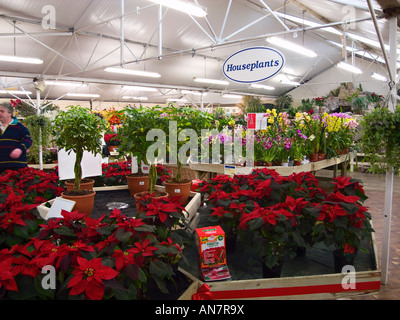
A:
181,90,207,96
371,72,387,81
167,98,187,102
122,96,149,100
66,93,100,98
0,90,32,95
148,0,207,17
250,83,274,90
193,77,229,85
44,81,87,87
266,37,317,58
122,86,158,92
0,54,43,64
105,67,161,78
274,13,398,56
327,40,356,52
337,61,362,74
222,94,242,99
275,12,342,36
281,80,300,86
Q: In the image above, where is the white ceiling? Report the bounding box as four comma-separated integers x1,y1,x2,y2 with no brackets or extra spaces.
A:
0,0,398,108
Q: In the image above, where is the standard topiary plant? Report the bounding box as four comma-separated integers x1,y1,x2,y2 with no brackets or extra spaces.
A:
52,105,106,191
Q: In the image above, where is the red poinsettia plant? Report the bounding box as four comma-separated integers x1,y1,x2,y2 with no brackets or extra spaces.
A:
0,167,65,249
197,168,374,270
104,133,120,145
311,176,373,261
0,167,188,300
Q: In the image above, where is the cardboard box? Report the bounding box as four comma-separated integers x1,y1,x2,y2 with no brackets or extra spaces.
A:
195,226,231,281
196,226,226,268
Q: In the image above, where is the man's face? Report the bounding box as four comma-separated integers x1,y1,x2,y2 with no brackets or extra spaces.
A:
0,107,12,124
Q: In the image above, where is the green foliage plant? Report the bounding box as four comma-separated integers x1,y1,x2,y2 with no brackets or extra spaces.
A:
118,105,169,176
359,106,400,174
24,114,53,163
52,106,106,191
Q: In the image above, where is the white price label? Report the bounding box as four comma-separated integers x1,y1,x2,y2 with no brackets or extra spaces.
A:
174,189,181,193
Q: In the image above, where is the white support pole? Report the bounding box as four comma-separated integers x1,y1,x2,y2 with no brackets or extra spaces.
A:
381,16,397,285
36,89,43,171
120,0,125,65
158,4,162,58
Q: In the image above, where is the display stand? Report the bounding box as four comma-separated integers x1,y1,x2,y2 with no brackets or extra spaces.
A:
36,185,201,232
179,222,380,300
189,153,352,180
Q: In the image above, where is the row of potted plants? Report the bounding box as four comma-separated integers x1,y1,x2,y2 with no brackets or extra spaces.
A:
0,167,191,300
196,169,373,276
117,105,215,205
252,110,358,166
48,104,360,216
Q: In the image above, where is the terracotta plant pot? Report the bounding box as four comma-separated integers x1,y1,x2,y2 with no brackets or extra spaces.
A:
108,146,118,153
294,160,302,166
65,178,95,191
310,153,319,162
134,190,169,213
318,153,325,161
126,174,149,196
163,179,192,204
61,190,96,217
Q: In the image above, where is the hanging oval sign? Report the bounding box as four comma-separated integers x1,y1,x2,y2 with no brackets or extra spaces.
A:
222,46,285,83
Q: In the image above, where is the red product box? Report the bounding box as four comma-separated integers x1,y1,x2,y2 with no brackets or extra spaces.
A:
195,226,227,268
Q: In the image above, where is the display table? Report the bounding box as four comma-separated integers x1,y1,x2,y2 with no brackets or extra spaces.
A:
29,163,57,170
179,217,381,300
189,153,353,180
36,185,201,231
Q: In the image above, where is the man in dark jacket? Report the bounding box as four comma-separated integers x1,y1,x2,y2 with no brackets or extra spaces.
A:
0,102,32,173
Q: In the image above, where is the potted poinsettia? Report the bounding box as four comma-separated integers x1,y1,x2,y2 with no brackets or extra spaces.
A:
0,165,192,300
52,105,106,216
238,199,300,277
311,176,374,272
104,133,121,152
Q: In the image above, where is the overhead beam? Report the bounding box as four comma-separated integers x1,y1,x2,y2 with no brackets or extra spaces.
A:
119,15,374,65
259,0,290,31
0,32,73,38
367,0,395,83
3,19,83,71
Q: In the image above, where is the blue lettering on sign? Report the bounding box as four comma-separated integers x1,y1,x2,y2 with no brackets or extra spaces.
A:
225,60,281,72
223,47,284,83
